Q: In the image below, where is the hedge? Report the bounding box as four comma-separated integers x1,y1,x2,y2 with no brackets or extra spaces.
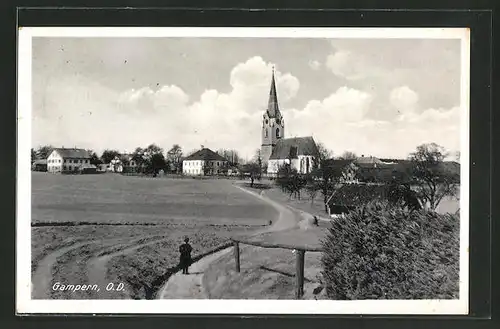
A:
321,200,459,299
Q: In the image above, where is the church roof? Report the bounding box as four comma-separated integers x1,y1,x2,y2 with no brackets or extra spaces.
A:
183,148,228,162
269,136,319,160
266,68,281,118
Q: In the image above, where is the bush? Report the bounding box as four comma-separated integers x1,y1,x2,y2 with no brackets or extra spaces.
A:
321,200,459,299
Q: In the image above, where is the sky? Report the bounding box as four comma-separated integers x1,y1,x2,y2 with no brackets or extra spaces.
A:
31,36,463,160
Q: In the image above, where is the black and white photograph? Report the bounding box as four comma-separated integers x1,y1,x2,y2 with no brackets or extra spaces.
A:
17,27,469,314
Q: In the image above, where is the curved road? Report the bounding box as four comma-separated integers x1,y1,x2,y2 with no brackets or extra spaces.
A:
157,184,302,299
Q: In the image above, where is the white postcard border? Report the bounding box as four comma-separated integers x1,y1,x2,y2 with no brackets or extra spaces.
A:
17,27,470,315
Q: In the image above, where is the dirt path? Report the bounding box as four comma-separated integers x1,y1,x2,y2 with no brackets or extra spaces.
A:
86,236,171,299
32,235,167,299
234,185,301,234
157,184,302,299
157,247,233,299
32,241,97,299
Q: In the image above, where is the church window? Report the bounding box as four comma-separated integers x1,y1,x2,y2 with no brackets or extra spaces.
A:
276,128,280,138
265,119,268,124
265,129,268,137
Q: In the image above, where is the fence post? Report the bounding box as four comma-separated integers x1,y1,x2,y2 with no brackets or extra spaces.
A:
233,241,240,272
295,249,305,299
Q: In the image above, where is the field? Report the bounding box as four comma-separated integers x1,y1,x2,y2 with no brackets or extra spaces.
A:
31,173,277,299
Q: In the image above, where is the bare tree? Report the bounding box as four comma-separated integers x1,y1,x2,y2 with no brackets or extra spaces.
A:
217,148,241,166
408,143,460,210
316,142,334,161
167,144,183,173
305,174,319,206
339,151,357,160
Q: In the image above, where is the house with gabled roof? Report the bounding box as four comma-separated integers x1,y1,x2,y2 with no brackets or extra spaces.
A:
47,147,94,173
182,147,229,176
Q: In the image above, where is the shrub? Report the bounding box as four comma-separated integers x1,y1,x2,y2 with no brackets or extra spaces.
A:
321,200,459,299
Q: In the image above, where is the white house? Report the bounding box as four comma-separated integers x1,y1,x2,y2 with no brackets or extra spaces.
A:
47,148,92,173
266,136,320,175
182,148,229,176
108,156,124,173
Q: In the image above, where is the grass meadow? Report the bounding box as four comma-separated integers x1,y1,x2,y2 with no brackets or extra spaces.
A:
31,172,276,299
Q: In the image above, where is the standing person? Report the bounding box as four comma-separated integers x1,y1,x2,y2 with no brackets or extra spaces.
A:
179,237,193,275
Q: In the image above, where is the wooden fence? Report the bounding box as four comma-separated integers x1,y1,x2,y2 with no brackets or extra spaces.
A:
230,238,323,299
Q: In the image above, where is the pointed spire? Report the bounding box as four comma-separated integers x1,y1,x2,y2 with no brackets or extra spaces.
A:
267,66,280,118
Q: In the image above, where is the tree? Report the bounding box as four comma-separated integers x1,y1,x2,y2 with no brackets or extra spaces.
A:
101,149,121,164
87,150,102,166
143,144,165,175
339,151,357,160
132,147,146,172
305,174,320,206
34,145,53,159
408,143,459,210
150,153,167,176
167,144,183,173
275,165,307,200
253,149,264,176
309,144,345,212
31,148,36,164
317,142,333,161
238,162,262,187
217,149,241,166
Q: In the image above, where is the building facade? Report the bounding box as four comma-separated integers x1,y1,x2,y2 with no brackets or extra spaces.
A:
182,148,229,176
266,136,320,175
47,148,92,173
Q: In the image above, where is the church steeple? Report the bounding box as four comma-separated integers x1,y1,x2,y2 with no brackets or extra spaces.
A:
261,66,285,167
267,66,281,118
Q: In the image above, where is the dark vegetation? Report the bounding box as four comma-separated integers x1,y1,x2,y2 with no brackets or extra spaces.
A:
321,200,459,299
274,142,460,214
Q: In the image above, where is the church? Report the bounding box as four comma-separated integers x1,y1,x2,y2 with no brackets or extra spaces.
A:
261,68,320,175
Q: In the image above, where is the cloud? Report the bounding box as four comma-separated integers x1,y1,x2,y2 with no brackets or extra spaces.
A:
326,50,384,81
389,86,419,113
324,39,461,113
33,56,300,159
282,85,460,159
32,42,461,162
308,60,321,70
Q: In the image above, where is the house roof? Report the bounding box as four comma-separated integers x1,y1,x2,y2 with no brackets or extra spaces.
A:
327,184,391,208
327,183,421,210
183,148,228,162
355,155,383,165
356,166,403,183
269,136,319,160
52,148,91,159
323,159,353,169
33,159,47,165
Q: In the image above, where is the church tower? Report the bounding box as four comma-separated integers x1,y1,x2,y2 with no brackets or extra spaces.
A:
261,67,285,166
